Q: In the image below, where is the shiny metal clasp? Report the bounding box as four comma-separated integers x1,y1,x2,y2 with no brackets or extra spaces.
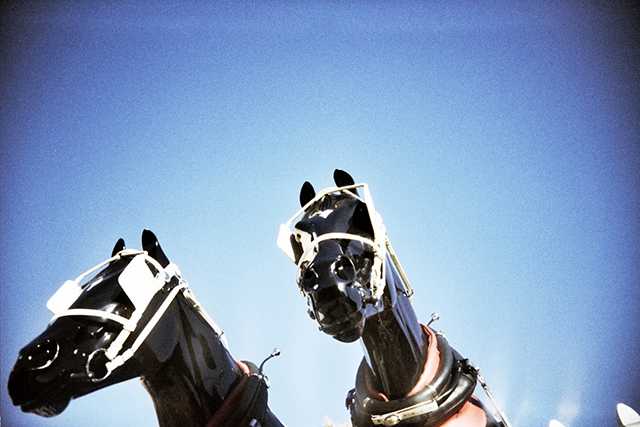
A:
370,399,439,426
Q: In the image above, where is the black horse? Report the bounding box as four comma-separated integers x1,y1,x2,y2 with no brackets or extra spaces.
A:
8,229,284,427
278,170,508,427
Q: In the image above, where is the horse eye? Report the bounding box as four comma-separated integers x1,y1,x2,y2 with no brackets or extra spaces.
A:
298,265,319,291
332,256,356,282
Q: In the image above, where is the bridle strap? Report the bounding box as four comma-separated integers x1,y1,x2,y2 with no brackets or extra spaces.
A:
295,232,380,268
51,309,134,329
73,249,146,285
296,232,387,300
51,257,180,330
104,282,186,374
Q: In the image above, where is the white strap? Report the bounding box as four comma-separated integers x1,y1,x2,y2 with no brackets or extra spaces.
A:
278,183,375,262
288,183,367,226
182,288,229,350
104,310,143,359
105,283,186,373
74,249,145,286
296,232,381,268
50,255,176,329
52,309,135,330
295,231,387,300
105,329,131,361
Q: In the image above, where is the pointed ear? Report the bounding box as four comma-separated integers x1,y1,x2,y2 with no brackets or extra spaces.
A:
111,238,126,256
333,169,355,187
141,229,170,267
299,181,316,207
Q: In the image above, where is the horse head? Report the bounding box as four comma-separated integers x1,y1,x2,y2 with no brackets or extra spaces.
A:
8,229,184,417
278,170,413,343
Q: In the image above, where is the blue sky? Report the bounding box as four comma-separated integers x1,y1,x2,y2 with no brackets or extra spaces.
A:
1,2,638,426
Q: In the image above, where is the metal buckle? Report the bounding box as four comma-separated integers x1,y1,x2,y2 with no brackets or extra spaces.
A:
370,399,439,426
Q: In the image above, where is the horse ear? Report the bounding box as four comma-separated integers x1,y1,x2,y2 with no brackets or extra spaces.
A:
111,238,126,256
141,229,170,267
299,181,316,207
333,169,355,187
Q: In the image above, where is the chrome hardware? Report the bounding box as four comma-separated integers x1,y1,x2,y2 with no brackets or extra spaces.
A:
427,312,440,327
370,399,439,426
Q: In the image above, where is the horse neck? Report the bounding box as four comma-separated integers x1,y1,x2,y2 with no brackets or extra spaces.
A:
360,257,427,399
141,297,242,427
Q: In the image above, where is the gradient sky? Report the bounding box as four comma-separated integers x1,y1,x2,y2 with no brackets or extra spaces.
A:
1,2,639,427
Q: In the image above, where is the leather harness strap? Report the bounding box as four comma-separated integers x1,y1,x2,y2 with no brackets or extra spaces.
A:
347,325,483,427
206,361,270,427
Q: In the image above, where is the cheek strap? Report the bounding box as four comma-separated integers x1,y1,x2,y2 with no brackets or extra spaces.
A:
96,282,187,381
88,265,229,382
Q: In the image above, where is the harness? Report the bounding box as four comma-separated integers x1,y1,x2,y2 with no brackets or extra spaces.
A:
45,249,228,381
206,360,273,427
277,182,511,427
347,325,480,427
277,183,415,303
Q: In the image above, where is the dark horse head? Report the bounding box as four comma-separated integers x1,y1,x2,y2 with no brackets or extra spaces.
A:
9,234,162,416
6,229,287,427
279,172,511,427
7,229,188,417
278,169,414,343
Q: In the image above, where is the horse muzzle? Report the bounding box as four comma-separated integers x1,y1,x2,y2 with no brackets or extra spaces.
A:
309,285,366,342
8,363,71,417
8,338,72,417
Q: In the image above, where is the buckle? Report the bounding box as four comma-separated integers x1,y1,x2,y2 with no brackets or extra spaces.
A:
370,399,439,426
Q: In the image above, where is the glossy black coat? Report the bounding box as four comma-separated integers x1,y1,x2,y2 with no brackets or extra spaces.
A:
293,170,427,399
8,230,283,427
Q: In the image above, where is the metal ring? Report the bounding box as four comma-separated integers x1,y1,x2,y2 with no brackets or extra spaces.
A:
85,348,111,382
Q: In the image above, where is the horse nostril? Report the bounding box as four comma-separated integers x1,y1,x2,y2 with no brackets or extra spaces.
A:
23,338,59,371
331,256,356,282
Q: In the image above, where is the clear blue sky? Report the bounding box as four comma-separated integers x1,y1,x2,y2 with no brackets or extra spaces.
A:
1,2,638,426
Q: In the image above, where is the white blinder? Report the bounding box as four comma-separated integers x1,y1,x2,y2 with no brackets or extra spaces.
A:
118,254,163,310
46,280,83,315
